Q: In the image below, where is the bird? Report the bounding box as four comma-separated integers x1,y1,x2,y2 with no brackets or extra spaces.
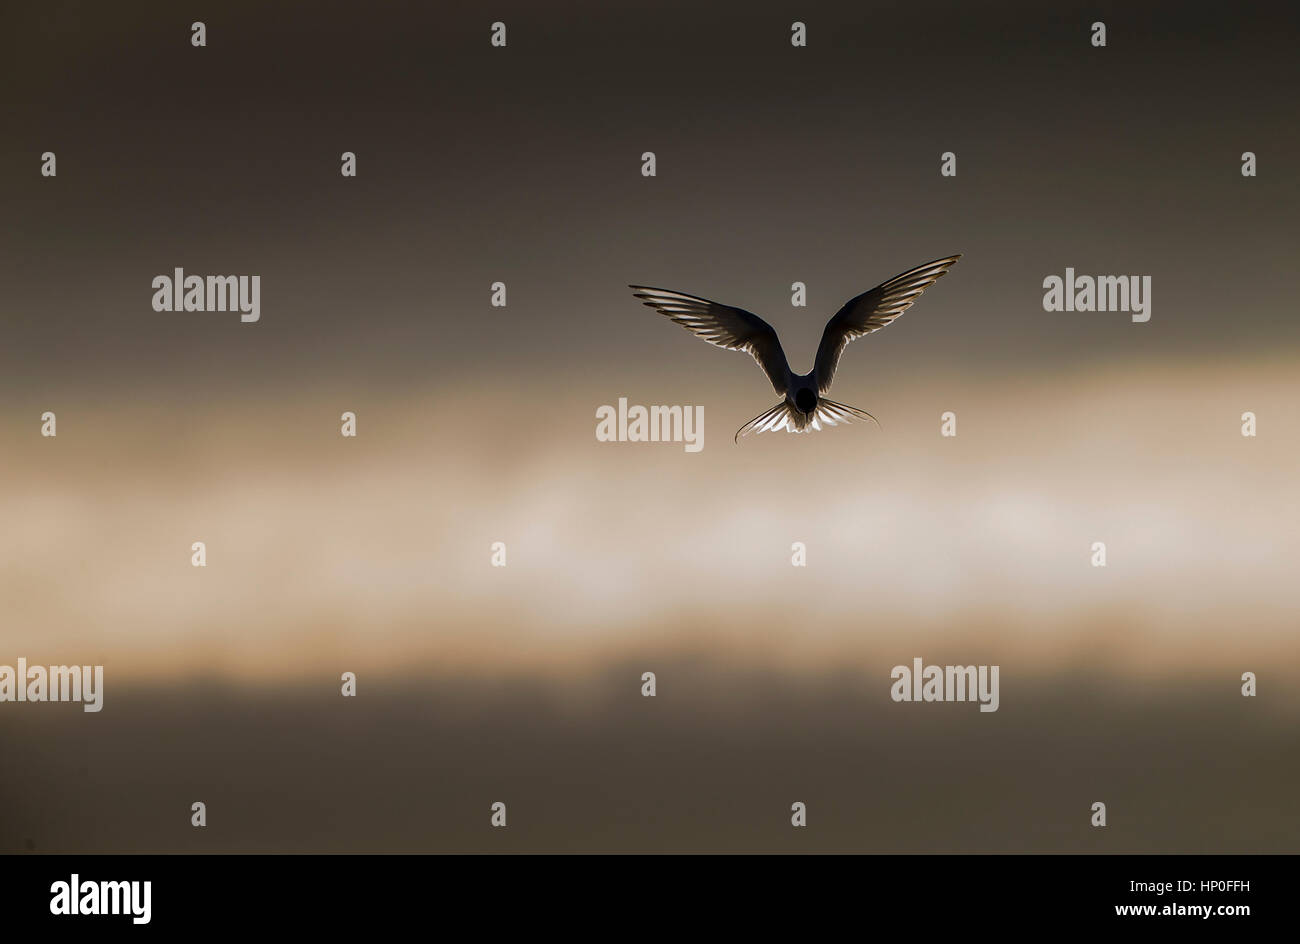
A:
630,254,961,443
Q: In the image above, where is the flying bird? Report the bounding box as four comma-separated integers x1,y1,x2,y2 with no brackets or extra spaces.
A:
631,254,961,442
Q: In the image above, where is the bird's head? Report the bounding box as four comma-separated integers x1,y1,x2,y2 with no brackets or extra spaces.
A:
793,387,818,414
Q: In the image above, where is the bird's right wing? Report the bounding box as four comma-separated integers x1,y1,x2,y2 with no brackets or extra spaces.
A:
630,286,790,394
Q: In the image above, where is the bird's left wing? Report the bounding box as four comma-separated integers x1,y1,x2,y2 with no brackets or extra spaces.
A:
630,286,790,394
813,255,961,393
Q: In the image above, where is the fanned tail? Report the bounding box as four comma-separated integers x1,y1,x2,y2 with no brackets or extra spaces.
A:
734,397,881,442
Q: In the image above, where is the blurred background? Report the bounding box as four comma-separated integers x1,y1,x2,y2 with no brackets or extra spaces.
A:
0,0,1296,851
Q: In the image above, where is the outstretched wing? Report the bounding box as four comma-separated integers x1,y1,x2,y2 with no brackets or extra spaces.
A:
813,255,961,394
630,286,790,394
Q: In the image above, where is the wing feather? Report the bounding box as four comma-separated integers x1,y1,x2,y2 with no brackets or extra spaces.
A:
813,255,961,393
631,286,790,394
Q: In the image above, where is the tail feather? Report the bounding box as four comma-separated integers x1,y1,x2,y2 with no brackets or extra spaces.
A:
734,401,790,442
816,397,880,429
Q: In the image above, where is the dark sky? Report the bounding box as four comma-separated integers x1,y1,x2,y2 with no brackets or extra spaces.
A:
1,0,1296,400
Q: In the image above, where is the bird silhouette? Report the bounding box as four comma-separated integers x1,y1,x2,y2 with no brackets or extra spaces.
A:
631,254,961,442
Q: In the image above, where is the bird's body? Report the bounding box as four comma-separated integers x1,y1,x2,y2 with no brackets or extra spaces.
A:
631,254,961,442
